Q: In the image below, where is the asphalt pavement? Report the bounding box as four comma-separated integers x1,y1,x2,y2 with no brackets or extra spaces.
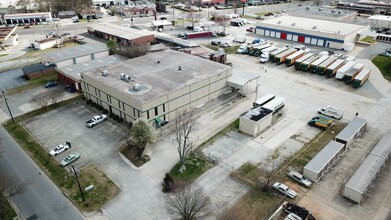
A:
0,126,84,220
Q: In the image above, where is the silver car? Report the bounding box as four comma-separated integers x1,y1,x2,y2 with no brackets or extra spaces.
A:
60,153,80,166
287,171,312,187
272,182,297,199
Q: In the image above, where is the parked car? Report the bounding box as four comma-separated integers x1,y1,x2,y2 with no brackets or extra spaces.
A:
50,142,71,156
252,38,267,44
219,41,232,48
272,182,297,198
318,105,343,120
293,44,305,50
237,43,248,53
178,32,186,38
45,81,58,88
287,171,312,187
74,35,84,41
61,32,70,36
60,153,80,166
86,114,107,128
211,40,221,46
246,27,254,32
46,31,57,38
380,51,391,57
233,36,246,43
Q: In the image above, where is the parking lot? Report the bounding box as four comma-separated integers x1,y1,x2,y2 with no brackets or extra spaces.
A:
22,101,126,168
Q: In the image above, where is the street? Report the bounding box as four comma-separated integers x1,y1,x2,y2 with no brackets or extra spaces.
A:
0,126,84,220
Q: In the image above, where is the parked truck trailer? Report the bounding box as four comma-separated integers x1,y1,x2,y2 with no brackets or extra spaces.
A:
285,49,309,66
294,53,315,70
335,61,356,80
343,63,365,84
301,55,319,71
309,55,329,73
326,59,345,77
274,48,297,64
269,47,289,61
352,68,371,88
317,56,337,74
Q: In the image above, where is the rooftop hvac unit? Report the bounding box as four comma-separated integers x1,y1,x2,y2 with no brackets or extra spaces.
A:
277,20,281,24
133,84,141,91
291,23,295,26
101,70,109,76
312,26,317,29
120,73,133,82
120,73,125,80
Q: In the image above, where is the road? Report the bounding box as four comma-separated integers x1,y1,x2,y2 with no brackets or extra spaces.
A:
0,126,84,220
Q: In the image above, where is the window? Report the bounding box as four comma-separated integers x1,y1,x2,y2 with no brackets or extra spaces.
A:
91,54,95,60
163,104,166,112
122,102,125,111
138,110,140,118
106,94,109,102
154,107,158,116
133,108,136,117
73,58,76,64
95,88,97,96
118,100,121,109
147,111,150,119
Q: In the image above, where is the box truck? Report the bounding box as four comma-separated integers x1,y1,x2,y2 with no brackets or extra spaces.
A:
318,106,344,120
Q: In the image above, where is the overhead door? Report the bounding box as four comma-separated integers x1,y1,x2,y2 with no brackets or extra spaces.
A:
265,30,270,36
317,39,324,46
270,31,275,37
257,29,265,35
287,34,292,40
292,35,298,41
305,37,311,44
275,32,281,38
311,38,317,45
281,32,287,39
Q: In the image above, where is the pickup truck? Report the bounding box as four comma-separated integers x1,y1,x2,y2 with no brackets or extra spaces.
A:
318,106,343,120
86,114,107,128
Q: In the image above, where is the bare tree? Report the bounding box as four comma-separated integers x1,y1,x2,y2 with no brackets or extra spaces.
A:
114,44,150,58
257,152,281,191
170,110,197,168
130,118,155,157
233,0,242,15
31,93,50,109
0,173,26,199
47,89,63,106
215,15,230,34
165,185,210,220
187,11,203,28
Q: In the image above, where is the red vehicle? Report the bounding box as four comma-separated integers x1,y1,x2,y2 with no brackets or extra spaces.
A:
184,31,212,39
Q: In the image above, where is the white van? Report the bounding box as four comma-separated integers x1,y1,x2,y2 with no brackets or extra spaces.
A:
193,26,204,32
318,105,344,120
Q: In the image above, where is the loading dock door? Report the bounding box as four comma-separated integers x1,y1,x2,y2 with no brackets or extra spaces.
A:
298,36,305,43
281,32,287,39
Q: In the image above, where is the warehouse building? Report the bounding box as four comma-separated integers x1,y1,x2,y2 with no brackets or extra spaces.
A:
370,130,391,160
22,63,56,80
289,7,358,22
87,23,155,46
255,15,369,50
56,55,127,93
303,140,345,182
42,44,109,68
81,50,232,125
4,12,52,25
335,117,367,149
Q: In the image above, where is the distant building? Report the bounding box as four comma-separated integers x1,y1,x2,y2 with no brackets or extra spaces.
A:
4,12,52,26
289,7,358,23
58,11,76,19
22,63,56,80
255,15,369,50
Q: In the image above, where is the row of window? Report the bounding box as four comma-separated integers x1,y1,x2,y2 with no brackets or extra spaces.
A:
377,35,391,42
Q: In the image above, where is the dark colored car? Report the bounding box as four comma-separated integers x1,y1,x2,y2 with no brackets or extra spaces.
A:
45,81,58,88
246,27,254,32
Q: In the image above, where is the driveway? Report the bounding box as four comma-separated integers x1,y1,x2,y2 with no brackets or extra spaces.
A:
355,42,390,59
0,68,27,91
22,102,126,168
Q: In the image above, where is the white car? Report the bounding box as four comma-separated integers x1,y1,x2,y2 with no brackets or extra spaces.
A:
60,153,80,166
272,182,297,199
233,36,246,43
293,44,305,50
318,105,343,120
86,114,107,128
237,44,248,53
219,42,232,48
287,171,312,187
74,35,84,41
50,142,71,156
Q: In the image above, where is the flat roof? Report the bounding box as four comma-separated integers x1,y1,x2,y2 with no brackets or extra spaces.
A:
258,15,366,36
88,23,154,41
57,55,127,81
304,140,345,174
290,6,356,18
370,130,391,160
4,12,51,18
22,63,55,74
335,117,367,142
83,50,231,103
42,44,108,62
368,15,391,21
345,154,385,194
242,107,272,121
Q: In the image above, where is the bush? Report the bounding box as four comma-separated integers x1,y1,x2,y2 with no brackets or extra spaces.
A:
109,113,115,118
102,109,109,114
86,99,92,105
113,114,120,121
162,173,175,193
118,117,124,123
97,105,104,111
128,122,133,129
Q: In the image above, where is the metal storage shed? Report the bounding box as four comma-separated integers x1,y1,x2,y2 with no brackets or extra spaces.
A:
335,117,367,149
303,140,345,182
343,154,385,204
370,130,391,160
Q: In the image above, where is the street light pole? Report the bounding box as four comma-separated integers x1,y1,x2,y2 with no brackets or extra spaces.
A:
71,165,85,202
1,90,15,123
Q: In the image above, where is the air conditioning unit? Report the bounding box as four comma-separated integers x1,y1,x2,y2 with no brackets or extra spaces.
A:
123,74,132,82
120,73,126,80
291,23,295,26
101,70,109,76
312,26,317,29
133,84,141,91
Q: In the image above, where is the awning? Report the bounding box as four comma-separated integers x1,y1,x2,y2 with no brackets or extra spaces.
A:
227,72,260,96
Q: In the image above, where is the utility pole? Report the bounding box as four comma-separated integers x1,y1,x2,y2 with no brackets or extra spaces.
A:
71,165,85,202
1,90,15,123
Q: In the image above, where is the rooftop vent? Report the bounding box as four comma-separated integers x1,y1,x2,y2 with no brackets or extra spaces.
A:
133,84,141,91
291,23,295,26
277,21,281,24
120,73,133,82
101,70,109,77
312,26,317,29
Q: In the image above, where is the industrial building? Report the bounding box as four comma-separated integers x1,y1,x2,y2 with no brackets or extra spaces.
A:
42,44,109,68
81,50,233,125
303,140,345,182
255,15,369,50
22,63,56,80
343,130,391,204
335,117,367,149
4,12,52,25
0,26,17,46
368,15,391,29
87,23,155,46
56,55,127,92
239,107,272,137
289,7,358,22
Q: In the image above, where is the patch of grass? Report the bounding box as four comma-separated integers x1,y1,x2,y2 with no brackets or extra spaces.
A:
372,55,391,81
204,45,219,51
5,74,58,95
360,36,376,44
120,146,150,167
70,164,120,212
169,154,212,184
0,199,17,219
0,53,8,57
224,45,240,54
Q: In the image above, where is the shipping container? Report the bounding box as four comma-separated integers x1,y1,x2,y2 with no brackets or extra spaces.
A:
335,117,367,150
253,93,275,107
185,31,212,39
317,56,337,74
335,61,356,80
325,59,345,77
343,63,364,84
285,49,310,66
309,55,329,73
353,68,371,88
294,53,315,70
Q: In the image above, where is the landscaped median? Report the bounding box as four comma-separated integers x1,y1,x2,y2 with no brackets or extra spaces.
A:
3,96,119,212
